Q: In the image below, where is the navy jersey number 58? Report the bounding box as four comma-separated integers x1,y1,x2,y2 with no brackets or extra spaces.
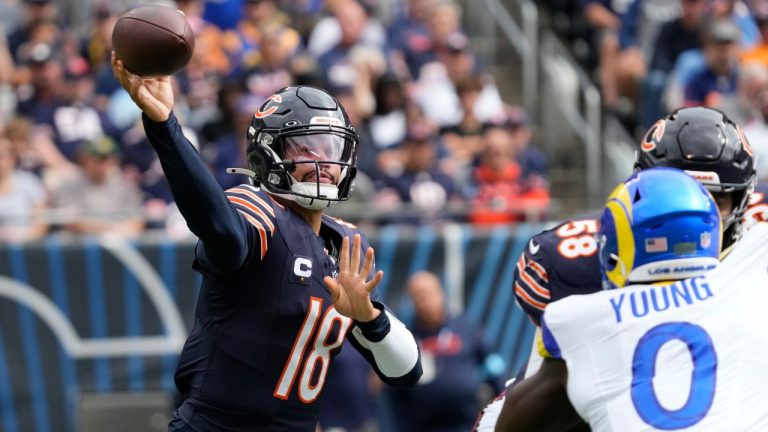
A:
630,322,718,430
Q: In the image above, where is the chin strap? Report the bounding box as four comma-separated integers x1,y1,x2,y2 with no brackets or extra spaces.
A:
226,167,341,210
291,182,338,210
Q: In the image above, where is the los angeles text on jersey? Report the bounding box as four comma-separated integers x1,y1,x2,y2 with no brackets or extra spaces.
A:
609,276,714,323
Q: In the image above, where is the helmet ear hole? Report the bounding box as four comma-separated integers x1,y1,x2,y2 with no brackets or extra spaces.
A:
607,253,620,270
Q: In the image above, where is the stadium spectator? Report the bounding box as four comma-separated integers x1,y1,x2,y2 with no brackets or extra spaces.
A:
230,0,301,74
374,123,458,224
202,0,243,30
241,23,295,102
51,136,144,235
81,2,116,77
318,0,384,105
468,125,525,225
0,29,16,124
6,0,59,63
387,0,439,79
200,93,257,190
0,132,48,242
307,0,387,58
640,0,708,128
335,88,378,182
388,271,504,432
369,73,408,151
712,0,760,48
739,3,768,67
425,0,464,56
580,0,627,109
738,64,768,180
468,110,550,224
4,115,75,189
0,0,549,232
505,106,549,190
684,17,741,107
412,31,503,127
440,75,485,175
612,0,680,115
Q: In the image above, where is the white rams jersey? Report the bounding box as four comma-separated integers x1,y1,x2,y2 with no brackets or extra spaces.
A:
539,223,768,432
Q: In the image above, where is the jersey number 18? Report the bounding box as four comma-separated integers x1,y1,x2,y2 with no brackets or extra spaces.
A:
274,297,352,403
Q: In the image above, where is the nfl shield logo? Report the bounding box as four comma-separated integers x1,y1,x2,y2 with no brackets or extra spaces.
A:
700,232,712,249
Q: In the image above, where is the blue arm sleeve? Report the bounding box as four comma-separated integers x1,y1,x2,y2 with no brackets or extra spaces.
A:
142,112,251,273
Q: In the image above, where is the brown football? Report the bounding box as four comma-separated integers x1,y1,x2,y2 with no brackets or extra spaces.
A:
112,5,195,77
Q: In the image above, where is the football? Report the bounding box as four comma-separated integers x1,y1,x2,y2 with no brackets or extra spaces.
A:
112,5,195,77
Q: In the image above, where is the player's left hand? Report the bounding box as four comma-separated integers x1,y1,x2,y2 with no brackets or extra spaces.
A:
324,234,383,322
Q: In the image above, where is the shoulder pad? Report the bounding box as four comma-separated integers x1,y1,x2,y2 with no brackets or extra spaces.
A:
514,214,603,326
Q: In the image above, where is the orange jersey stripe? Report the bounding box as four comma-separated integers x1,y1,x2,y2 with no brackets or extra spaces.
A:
515,282,547,311
236,210,268,259
527,259,549,282
228,196,276,233
517,256,550,299
229,187,276,218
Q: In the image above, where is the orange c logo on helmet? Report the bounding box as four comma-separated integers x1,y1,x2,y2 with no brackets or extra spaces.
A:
641,119,665,152
254,94,283,119
736,125,753,156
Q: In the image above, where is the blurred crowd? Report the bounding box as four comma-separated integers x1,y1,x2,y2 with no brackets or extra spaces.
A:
0,0,552,242
543,0,768,180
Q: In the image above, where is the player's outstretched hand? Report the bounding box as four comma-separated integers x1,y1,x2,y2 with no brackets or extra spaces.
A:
324,234,383,323
111,51,173,122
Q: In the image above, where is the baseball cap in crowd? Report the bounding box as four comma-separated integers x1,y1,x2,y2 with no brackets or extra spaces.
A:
445,32,470,53
504,106,529,128
485,105,530,130
63,56,90,80
753,0,768,24
705,18,741,44
405,122,438,143
79,136,119,158
24,42,54,64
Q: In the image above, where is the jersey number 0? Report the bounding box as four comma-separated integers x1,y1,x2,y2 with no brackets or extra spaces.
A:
274,297,352,403
631,322,717,430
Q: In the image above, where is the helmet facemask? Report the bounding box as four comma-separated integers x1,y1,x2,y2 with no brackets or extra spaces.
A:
249,126,358,210
704,180,754,251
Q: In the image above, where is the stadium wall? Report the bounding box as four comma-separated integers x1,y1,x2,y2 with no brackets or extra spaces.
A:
0,224,543,432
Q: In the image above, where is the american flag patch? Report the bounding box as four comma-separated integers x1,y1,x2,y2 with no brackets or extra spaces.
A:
645,237,668,253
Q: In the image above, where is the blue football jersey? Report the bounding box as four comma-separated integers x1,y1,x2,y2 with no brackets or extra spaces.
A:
512,213,602,326
174,185,384,431
144,112,419,432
